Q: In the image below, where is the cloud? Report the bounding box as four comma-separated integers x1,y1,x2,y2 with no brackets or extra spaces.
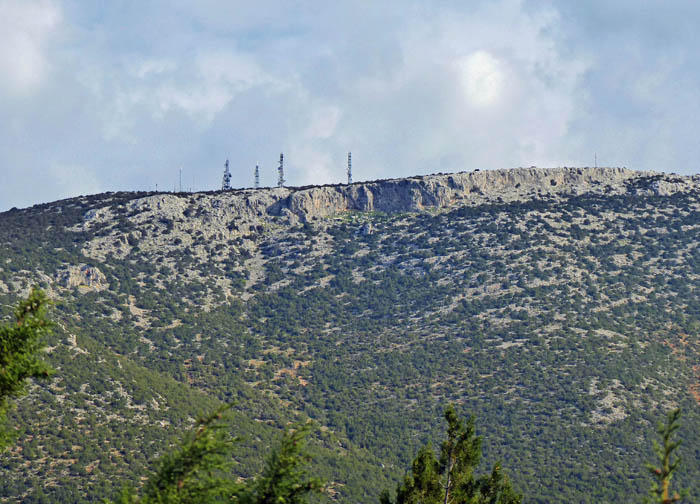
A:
457,51,506,108
0,0,61,96
150,51,279,122
48,163,103,200
129,58,177,80
301,105,342,140
327,0,590,172
2,0,700,210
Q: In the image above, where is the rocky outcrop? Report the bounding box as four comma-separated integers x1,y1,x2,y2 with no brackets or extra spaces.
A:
632,176,698,197
78,167,700,234
270,167,650,220
61,165,700,306
59,264,107,291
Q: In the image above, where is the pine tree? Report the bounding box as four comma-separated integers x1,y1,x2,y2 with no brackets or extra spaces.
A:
112,407,323,504
239,422,323,504
646,409,685,504
135,405,240,503
439,405,481,504
394,444,442,504
385,405,521,504
0,287,54,451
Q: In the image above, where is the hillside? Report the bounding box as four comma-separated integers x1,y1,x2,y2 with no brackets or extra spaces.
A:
1,167,699,502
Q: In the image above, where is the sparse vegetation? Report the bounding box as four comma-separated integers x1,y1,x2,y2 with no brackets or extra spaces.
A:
0,170,699,502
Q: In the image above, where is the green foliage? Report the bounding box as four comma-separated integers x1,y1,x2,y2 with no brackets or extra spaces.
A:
395,444,442,504
438,406,482,504
385,406,521,504
238,422,324,504
113,407,323,504
130,405,239,503
645,409,686,504
0,287,54,450
3,184,700,501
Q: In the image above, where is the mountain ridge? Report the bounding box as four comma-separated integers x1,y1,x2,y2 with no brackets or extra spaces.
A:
8,165,679,217
48,166,690,241
1,166,700,502
273,166,649,219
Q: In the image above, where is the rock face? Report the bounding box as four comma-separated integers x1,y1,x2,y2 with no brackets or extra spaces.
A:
60,264,107,291
76,166,700,233
66,164,700,313
270,166,650,220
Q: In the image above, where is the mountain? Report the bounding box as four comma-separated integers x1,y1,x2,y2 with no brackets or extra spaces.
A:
1,167,699,502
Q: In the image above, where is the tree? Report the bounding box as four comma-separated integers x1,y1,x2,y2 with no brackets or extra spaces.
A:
391,444,442,504
382,405,521,504
115,405,241,503
0,287,54,451
645,409,685,504
113,406,324,504
438,406,481,504
238,422,323,504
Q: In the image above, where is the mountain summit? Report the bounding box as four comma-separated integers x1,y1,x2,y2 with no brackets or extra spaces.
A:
1,167,699,502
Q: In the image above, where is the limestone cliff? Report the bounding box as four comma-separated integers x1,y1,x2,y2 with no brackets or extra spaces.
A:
271,166,651,220
77,167,700,232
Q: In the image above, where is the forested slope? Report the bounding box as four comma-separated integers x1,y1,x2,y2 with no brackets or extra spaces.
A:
0,168,699,502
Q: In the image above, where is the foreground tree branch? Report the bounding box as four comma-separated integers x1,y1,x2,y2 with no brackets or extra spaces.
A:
0,287,54,451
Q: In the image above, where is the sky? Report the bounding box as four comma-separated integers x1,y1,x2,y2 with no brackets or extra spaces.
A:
2,0,700,210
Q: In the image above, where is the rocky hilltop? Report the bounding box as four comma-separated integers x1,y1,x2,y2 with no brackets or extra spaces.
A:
67,166,699,275
79,166,699,227
272,166,649,219
2,165,700,503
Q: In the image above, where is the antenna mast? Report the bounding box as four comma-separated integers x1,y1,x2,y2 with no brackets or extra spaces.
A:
277,153,285,188
179,168,182,193
255,163,260,189
347,152,352,184
222,159,232,191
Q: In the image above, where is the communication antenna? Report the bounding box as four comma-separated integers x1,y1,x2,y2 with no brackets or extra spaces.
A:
347,152,352,184
594,153,597,169
179,168,182,193
254,163,260,189
277,153,285,187
222,159,232,191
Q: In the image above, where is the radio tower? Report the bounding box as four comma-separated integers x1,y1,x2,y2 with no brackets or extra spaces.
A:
222,159,231,191
347,152,352,184
254,163,260,189
277,153,285,187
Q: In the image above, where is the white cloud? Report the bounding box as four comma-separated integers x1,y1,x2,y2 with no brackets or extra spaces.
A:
96,50,283,134
458,51,505,107
0,0,61,96
330,0,591,173
195,51,270,92
289,145,337,187
154,83,233,122
302,105,342,140
149,51,281,122
3,0,700,210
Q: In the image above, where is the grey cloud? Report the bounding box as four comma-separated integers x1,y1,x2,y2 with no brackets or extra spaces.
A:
1,0,700,210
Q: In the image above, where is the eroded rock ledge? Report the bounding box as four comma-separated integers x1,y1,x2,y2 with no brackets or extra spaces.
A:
77,167,699,237
270,167,665,220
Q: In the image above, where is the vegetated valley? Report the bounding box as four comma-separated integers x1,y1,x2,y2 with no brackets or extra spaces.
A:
0,167,699,503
